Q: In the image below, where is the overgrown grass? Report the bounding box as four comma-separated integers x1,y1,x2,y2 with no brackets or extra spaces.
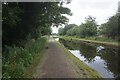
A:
59,36,119,47
56,41,102,78
84,36,117,42
2,37,47,78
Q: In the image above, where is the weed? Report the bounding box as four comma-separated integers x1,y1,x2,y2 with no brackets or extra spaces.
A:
2,37,47,78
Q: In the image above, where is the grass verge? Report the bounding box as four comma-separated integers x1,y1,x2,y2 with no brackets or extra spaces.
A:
59,36,119,47
23,49,45,78
2,37,47,78
56,41,102,78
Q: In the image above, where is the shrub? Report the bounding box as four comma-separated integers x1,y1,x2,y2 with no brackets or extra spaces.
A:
2,37,47,78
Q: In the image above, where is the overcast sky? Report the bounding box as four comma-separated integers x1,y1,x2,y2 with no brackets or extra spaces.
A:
52,0,119,33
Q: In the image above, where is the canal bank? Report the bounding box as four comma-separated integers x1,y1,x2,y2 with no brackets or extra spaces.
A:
58,36,119,48
56,40,102,78
58,38,118,78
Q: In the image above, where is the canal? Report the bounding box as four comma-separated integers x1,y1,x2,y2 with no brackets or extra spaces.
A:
58,38,119,78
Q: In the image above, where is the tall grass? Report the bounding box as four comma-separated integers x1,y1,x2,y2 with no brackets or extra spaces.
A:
62,36,118,43
2,37,47,78
84,36,117,42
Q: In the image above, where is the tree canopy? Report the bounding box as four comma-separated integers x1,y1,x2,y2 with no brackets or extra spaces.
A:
2,2,71,47
59,16,97,38
99,13,119,40
58,24,77,35
59,14,119,41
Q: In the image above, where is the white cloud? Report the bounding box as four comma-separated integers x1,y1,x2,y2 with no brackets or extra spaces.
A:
52,0,119,33
64,0,119,25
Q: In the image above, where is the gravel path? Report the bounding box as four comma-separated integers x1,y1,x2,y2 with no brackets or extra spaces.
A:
34,37,82,78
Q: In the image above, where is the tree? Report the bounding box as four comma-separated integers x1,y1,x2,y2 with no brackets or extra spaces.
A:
66,26,79,36
58,16,97,38
2,2,72,47
2,2,72,78
58,24,77,35
79,16,97,38
58,27,64,35
99,14,119,40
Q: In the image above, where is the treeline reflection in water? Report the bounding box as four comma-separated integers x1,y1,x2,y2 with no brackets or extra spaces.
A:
59,38,119,78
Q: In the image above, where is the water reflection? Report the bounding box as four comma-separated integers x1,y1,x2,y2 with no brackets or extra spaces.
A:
78,42,97,63
59,38,119,78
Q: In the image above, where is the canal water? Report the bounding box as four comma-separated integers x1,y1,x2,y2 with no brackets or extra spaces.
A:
58,38,119,78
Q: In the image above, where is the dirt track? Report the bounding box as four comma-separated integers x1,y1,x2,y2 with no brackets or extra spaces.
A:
33,37,84,78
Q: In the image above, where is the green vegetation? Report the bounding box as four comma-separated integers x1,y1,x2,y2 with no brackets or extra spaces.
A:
59,24,77,35
58,13,119,42
59,16,97,38
56,41,102,78
2,2,71,78
2,1,119,78
3,2,71,47
23,40,47,78
99,14,119,40
2,37,47,78
59,36,119,47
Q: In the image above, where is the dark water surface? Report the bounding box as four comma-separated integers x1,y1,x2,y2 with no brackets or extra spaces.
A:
59,38,119,78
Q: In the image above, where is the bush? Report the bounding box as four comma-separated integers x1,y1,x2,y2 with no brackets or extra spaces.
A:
2,37,47,78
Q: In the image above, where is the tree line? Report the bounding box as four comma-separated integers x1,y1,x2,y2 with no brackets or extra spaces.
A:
59,13,119,41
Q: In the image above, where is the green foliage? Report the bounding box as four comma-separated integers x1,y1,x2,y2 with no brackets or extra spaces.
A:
2,1,71,79
66,26,80,36
84,36,116,42
2,2,71,47
58,24,77,35
59,16,97,38
58,27,64,35
78,16,97,38
2,2,71,78
2,38,47,78
99,13,119,40
59,13,119,41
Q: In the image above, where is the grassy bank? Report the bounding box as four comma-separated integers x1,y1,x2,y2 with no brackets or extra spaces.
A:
23,48,45,78
2,37,47,78
59,36,119,47
23,36,49,78
56,40,102,78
